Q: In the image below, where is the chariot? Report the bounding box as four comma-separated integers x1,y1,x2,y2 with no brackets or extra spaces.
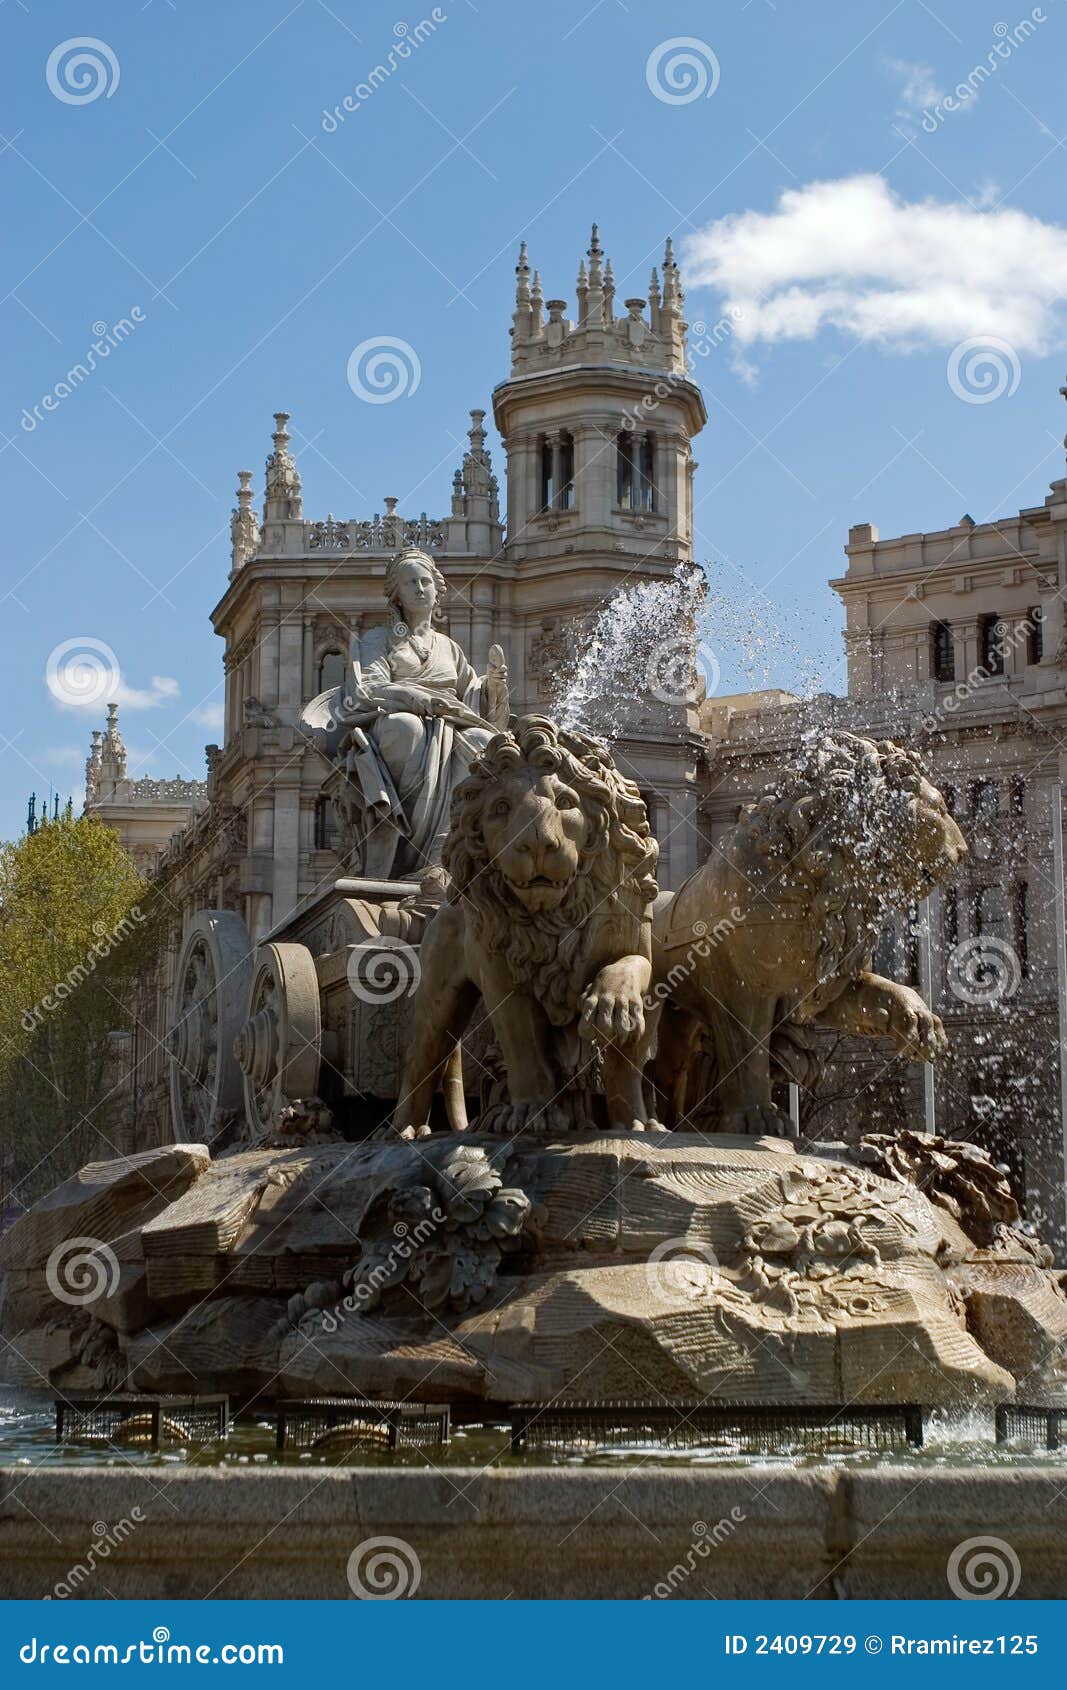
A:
164,877,434,1145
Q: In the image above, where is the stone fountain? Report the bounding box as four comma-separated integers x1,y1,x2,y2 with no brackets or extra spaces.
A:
3,612,1066,1417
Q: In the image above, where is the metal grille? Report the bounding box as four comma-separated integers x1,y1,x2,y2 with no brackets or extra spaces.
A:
275,1397,451,1452
995,1405,1064,1451
509,1401,923,1454
55,1394,229,1449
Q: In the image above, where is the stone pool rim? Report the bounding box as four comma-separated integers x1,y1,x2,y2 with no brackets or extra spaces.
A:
2,1463,1066,1600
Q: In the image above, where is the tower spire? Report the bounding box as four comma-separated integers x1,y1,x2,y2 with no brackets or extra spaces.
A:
512,241,534,341
231,468,260,576
648,264,662,333
531,268,543,334
585,223,605,327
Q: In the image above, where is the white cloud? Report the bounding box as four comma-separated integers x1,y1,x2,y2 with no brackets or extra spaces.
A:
189,702,224,729
115,675,180,710
885,57,951,129
682,175,1067,363
42,745,84,767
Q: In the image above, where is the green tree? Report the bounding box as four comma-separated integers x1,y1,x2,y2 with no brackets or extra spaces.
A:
0,815,162,1210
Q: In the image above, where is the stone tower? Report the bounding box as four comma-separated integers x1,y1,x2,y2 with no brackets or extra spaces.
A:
495,226,708,884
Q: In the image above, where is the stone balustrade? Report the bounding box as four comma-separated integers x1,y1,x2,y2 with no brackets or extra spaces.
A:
304,513,447,553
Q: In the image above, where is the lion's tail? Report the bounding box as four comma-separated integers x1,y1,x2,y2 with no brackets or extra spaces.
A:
442,1042,468,1134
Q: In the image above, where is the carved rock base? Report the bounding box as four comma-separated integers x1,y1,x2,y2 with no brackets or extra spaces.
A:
3,1134,1063,1411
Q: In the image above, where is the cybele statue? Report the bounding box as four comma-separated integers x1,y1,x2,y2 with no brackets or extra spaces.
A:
302,546,509,886
4,582,1067,1429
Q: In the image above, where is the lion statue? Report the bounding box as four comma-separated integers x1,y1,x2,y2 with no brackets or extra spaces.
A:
650,731,967,1137
392,715,663,1138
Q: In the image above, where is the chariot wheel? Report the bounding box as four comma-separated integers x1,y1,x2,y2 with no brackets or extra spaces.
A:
234,942,322,1136
166,909,253,1144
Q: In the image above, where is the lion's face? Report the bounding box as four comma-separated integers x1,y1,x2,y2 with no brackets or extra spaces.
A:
477,768,590,912
908,776,968,891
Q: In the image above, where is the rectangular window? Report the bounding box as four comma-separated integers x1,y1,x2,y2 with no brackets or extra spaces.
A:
931,620,955,682
617,432,654,511
971,780,998,820
1014,881,1028,977
558,433,574,509
943,886,958,950
540,439,553,511
1027,606,1044,665
979,613,1006,676
617,431,634,507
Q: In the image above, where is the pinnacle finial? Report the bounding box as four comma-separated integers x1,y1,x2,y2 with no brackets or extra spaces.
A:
587,224,604,291
515,240,531,304
664,236,675,268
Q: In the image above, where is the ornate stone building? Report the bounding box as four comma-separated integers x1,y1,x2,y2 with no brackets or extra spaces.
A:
113,228,710,1142
703,391,1067,1254
83,703,207,873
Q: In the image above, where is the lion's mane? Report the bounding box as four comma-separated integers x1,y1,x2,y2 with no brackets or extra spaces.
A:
444,716,659,1026
740,731,956,991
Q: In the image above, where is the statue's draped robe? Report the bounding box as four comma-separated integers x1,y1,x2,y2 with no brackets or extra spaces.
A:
305,624,502,875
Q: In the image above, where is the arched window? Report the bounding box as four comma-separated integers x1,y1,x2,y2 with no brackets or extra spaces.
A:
317,649,345,693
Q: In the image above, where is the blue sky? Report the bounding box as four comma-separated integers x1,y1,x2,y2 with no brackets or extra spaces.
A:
3,0,1067,839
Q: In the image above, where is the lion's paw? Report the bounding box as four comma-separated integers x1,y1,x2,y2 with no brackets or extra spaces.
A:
494,1101,573,1138
888,996,947,1062
721,1103,797,1140
607,1117,668,1135
395,1121,433,1142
